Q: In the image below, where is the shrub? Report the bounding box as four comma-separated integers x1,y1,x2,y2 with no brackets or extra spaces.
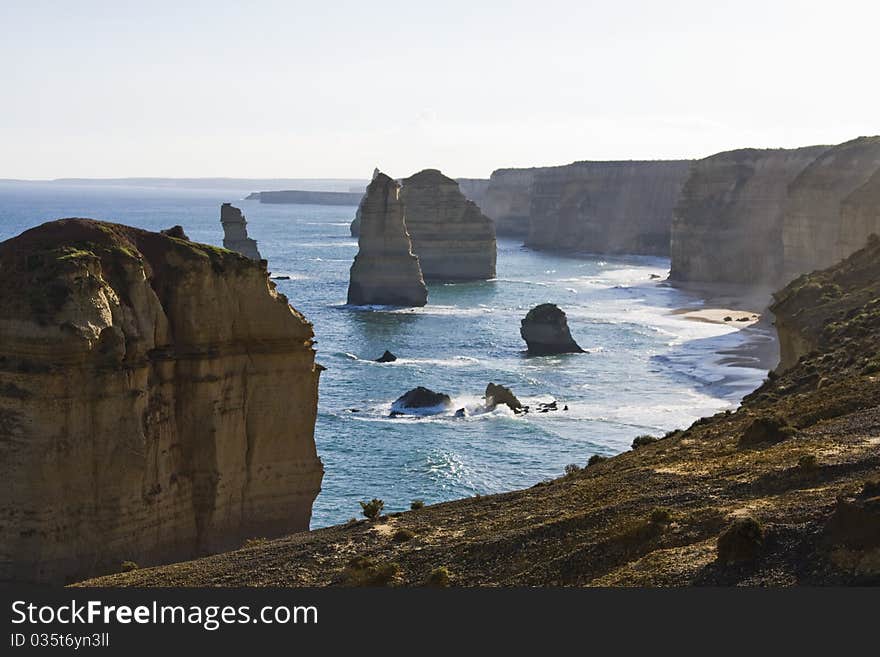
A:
564,463,582,477
739,415,797,447
343,556,399,587
242,537,268,548
392,528,415,543
649,508,673,524
717,517,764,564
587,454,608,467
861,479,880,498
120,561,139,573
410,499,425,510
423,566,451,588
796,454,818,471
359,498,385,520
632,434,658,449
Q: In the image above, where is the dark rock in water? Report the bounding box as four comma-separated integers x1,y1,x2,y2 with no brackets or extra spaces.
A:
736,316,751,322
724,316,733,322
485,382,523,412
520,304,584,355
160,225,189,240
272,275,291,280
454,408,467,418
389,410,404,418
376,350,397,363
392,386,453,410
649,273,661,279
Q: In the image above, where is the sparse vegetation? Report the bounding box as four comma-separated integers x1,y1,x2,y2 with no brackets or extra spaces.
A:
242,537,268,549
564,463,582,477
392,528,415,543
739,415,798,447
632,434,658,449
410,499,425,510
343,556,399,587
120,561,139,573
423,566,451,588
717,517,764,564
649,508,673,524
359,498,385,520
796,454,818,471
586,454,607,467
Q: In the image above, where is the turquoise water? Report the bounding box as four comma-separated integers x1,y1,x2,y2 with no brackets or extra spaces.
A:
0,181,769,527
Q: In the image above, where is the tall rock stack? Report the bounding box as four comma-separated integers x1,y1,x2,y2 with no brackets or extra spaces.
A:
670,146,828,287
400,169,497,280
782,136,880,281
0,219,324,583
526,160,691,256
221,203,262,260
350,167,380,236
347,172,428,306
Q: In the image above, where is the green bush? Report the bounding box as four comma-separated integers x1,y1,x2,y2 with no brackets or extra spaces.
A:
392,528,415,543
423,566,451,588
632,434,658,449
649,508,673,524
242,537,268,548
587,454,608,467
739,415,797,447
717,517,764,564
410,499,425,510
564,463,582,476
797,454,818,471
343,556,399,587
120,561,139,573
359,498,385,520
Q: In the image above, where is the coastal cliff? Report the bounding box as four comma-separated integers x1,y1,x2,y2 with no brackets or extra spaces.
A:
347,173,428,306
400,169,496,280
526,160,691,255
782,136,880,281
84,238,880,587
670,146,828,286
0,219,324,584
482,168,542,236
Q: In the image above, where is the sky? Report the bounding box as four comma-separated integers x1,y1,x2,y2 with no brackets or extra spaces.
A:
1,0,878,179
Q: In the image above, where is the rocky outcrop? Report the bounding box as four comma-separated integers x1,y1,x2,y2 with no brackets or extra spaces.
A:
520,304,584,355
782,136,880,281
482,168,543,236
220,203,262,260
526,161,691,255
0,219,323,584
347,173,428,306
376,350,397,363
390,387,453,416
484,383,523,413
400,169,496,280
671,146,828,286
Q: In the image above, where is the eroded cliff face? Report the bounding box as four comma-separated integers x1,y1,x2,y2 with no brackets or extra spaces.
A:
455,178,490,208
526,161,691,255
482,168,543,236
782,137,880,281
670,146,827,286
220,203,262,260
840,168,880,257
347,173,428,306
400,169,496,280
0,219,323,583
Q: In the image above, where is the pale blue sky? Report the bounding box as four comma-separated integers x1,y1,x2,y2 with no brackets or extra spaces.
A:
1,0,877,179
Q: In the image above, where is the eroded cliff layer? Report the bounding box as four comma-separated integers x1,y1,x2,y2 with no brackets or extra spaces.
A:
0,219,324,583
400,169,496,280
84,237,880,587
220,203,262,260
482,168,543,236
670,146,828,286
782,136,880,281
526,160,691,255
347,173,428,306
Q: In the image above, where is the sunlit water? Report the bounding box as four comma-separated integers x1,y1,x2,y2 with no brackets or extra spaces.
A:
0,181,771,527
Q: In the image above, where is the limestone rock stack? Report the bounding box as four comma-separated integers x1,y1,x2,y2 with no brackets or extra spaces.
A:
400,169,496,280
526,161,691,255
670,146,828,286
347,173,428,306
520,304,584,355
349,168,379,237
782,136,880,281
0,219,324,583
221,202,262,260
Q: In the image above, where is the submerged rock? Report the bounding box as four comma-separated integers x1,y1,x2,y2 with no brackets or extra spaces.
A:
220,203,262,260
347,172,428,307
391,387,453,415
485,382,523,413
0,218,323,584
376,350,397,363
520,303,584,355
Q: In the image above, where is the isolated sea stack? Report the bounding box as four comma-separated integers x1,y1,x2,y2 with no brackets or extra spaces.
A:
347,172,428,306
220,202,262,260
400,169,497,280
0,219,324,583
520,303,584,355
350,168,380,236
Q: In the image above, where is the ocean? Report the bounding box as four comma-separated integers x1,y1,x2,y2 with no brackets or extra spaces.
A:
0,181,772,527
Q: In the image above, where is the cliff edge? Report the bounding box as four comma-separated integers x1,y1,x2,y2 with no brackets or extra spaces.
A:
0,219,324,583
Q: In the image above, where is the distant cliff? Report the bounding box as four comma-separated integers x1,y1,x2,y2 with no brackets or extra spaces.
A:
250,190,363,205
455,178,490,207
0,219,324,583
526,161,691,255
482,168,543,237
670,146,828,286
